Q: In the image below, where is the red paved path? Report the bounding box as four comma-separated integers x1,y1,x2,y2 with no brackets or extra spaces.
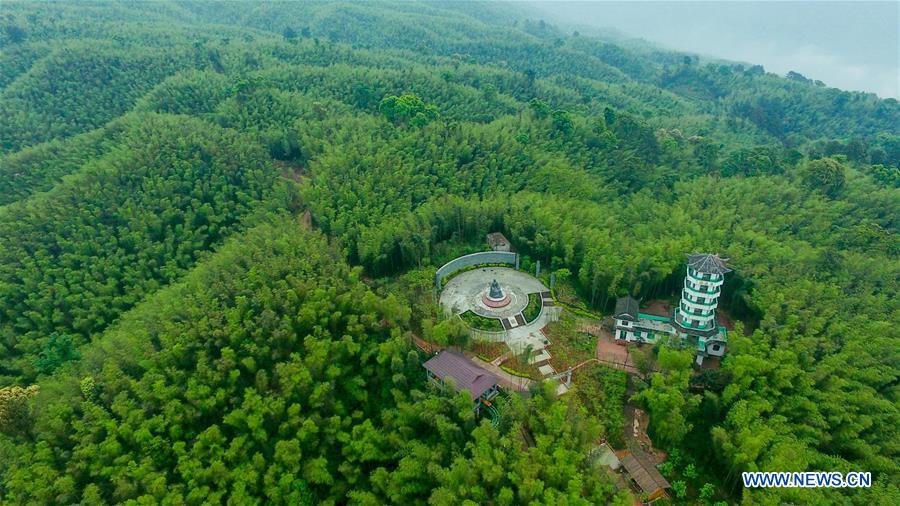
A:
595,333,640,375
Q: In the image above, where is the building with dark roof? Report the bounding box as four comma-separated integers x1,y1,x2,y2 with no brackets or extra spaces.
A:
614,296,639,321
613,303,678,345
486,232,511,252
423,350,499,412
620,448,671,502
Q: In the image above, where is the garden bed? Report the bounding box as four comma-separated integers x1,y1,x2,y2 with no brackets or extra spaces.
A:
543,309,598,371
471,339,507,361
459,310,503,332
500,360,542,380
522,292,542,323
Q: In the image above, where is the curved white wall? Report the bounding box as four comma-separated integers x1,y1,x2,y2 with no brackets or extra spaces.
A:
435,251,518,289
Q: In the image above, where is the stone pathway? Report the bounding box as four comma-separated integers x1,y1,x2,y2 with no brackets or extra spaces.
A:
531,343,569,395
506,323,551,354
491,350,511,366
469,354,534,392
529,349,552,364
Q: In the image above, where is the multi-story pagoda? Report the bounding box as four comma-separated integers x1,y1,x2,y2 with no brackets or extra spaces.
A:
674,254,730,336
674,253,730,362
613,253,731,365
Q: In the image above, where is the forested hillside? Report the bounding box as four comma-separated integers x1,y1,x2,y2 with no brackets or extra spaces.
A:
1,1,897,504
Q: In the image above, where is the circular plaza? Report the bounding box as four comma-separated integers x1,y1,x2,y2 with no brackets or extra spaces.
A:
440,267,547,320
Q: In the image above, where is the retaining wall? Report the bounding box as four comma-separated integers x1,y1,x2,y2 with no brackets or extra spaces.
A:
468,327,509,342
435,251,517,290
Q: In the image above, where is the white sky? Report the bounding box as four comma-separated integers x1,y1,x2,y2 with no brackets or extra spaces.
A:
526,1,900,98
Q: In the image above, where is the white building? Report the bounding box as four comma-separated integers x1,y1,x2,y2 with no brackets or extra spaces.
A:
613,253,731,365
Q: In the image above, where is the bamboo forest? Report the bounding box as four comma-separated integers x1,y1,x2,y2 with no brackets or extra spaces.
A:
0,1,897,505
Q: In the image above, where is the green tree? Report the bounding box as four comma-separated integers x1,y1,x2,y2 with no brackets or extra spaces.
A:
528,98,550,118
379,93,439,126
551,109,574,133
672,480,687,498
4,24,26,44
801,157,846,197
636,346,699,445
0,385,38,437
699,483,716,502
33,333,79,375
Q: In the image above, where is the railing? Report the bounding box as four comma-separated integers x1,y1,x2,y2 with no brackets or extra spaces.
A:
683,283,720,299
687,270,724,287
466,323,508,342
676,309,716,323
674,312,716,330
688,268,722,283
680,297,717,312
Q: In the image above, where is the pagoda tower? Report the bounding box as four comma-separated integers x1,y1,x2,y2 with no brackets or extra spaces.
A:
674,253,731,336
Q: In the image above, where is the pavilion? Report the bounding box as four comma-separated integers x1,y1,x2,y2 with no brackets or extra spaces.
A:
423,350,499,413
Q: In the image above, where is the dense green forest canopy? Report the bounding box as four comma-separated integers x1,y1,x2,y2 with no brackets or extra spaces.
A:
0,1,897,504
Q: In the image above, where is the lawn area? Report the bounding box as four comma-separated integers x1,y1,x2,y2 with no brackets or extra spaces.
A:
543,309,598,370
459,310,504,332
522,292,542,323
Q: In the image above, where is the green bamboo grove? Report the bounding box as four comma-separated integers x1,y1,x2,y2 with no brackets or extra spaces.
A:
0,1,897,504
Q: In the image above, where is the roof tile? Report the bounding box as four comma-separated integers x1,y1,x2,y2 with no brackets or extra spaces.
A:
423,351,499,399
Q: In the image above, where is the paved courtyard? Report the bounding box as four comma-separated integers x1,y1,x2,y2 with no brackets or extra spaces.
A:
440,267,547,319
441,266,558,355
596,333,640,374
441,266,570,392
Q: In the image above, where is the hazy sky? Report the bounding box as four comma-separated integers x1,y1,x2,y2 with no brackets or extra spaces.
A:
527,1,900,98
